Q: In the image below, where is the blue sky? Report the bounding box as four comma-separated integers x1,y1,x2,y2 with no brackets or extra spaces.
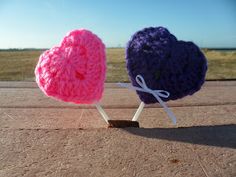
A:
0,0,235,48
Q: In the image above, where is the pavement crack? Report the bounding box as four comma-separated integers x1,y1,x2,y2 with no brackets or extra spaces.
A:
189,145,210,177
75,109,84,127
3,112,15,120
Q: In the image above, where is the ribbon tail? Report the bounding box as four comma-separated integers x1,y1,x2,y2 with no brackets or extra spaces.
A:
117,83,132,90
152,93,177,125
117,83,148,93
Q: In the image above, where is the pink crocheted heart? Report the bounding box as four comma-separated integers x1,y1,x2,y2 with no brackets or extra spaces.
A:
35,29,106,104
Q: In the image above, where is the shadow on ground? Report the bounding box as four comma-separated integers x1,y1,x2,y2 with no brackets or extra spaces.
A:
123,124,236,149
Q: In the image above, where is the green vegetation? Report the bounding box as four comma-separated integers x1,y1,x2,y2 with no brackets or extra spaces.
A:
0,50,41,81
0,48,235,82
204,50,236,80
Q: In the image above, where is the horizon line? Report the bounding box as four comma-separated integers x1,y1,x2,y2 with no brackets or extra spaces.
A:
0,47,236,50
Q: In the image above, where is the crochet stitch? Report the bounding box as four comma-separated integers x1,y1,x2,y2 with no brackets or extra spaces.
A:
126,27,207,104
35,29,106,104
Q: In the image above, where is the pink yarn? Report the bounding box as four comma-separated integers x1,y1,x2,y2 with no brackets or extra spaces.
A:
35,29,106,104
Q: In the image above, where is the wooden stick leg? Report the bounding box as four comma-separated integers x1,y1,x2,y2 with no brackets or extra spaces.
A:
95,103,110,124
132,101,145,121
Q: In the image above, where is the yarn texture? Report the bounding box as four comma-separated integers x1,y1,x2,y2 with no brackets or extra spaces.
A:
35,29,106,104
126,27,207,104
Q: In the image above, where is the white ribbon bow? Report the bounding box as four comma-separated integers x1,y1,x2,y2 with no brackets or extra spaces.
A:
118,75,177,125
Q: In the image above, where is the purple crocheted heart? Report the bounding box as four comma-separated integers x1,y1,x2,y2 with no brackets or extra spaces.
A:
126,27,208,104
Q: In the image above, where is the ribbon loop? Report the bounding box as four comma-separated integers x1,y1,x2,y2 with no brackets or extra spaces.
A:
154,90,170,98
136,75,148,90
117,74,177,125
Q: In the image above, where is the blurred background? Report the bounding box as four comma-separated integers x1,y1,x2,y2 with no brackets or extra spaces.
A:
0,0,235,82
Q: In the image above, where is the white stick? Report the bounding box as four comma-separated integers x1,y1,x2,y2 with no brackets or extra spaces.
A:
95,103,110,124
132,101,145,121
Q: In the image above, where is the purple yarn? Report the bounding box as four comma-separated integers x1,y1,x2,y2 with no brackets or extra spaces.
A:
126,27,208,104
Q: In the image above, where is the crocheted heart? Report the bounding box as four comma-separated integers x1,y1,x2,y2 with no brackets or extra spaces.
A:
126,27,207,104
35,29,106,104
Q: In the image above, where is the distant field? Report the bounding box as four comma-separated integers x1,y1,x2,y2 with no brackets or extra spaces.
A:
0,48,235,82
